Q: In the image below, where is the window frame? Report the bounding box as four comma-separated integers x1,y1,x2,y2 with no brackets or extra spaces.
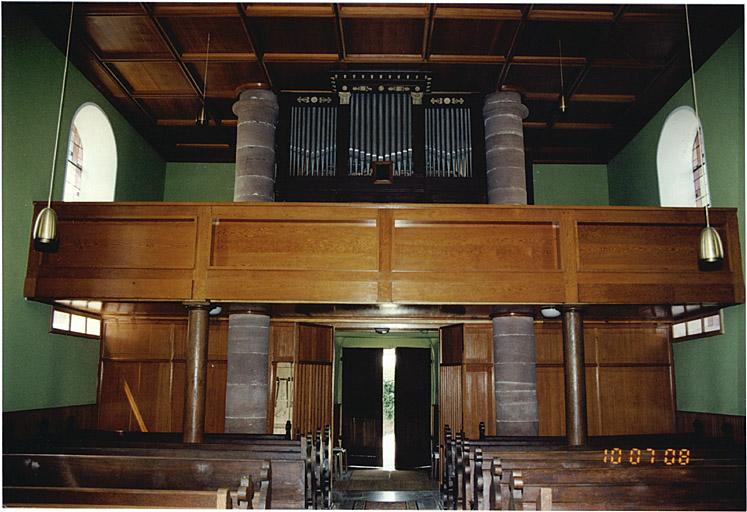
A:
670,308,724,343
49,305,102,340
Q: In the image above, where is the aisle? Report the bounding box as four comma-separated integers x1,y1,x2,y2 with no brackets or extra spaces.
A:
332,469,441,510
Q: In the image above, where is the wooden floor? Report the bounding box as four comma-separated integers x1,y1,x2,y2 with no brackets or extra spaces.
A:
333,469,441,510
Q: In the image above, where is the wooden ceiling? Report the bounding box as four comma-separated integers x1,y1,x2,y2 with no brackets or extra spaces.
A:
30,2,743,164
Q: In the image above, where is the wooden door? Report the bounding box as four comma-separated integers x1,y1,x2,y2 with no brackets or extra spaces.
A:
395,347,431,469
293,323,333,437
342,348,383,467
439,324,464,443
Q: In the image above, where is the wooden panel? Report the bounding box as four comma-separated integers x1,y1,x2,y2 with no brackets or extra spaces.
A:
578,222,718,272
297,324,333,363
207,320,228,361
45,220,196,269
463,324,493,364
536,366,565,436
591,324,671,365
97,361,139,431
676,411,746,446
25,203,744,305
392,221,560,272
535,323,564,365
462,364,494,438
206,362,227,433
439,365,463,440
3,405,98,445
440,324,463,365
270,322,296,362
136,362,174,432
597,367,675,434
210,220,378,270
293,363,333,435
103,321,176,360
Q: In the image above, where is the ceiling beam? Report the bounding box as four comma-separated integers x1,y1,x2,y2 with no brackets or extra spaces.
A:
140,2,221,125
236,3,273,90
525,92,636,103
339,5,428,19
244,4,333,18
497,4,532,90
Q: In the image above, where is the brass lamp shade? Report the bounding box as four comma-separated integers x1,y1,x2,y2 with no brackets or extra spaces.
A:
196,105,207,126
699,225,724,263
32,207,59,252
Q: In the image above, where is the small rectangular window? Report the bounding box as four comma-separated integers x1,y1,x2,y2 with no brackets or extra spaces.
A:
671,309,724,342
50,305,102,340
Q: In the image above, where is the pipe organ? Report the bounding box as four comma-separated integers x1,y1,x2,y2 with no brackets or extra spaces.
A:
277,73,485,202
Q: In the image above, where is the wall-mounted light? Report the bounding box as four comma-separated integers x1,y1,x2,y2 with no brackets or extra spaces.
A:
685,6,724,266
375,327,390,335
540,307,562,319
33,3,75,252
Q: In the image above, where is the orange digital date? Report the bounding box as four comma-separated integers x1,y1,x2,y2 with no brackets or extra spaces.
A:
603,448,690,465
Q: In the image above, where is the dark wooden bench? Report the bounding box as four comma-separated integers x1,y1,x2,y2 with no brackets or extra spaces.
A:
4,453,270,509
3,485,235,509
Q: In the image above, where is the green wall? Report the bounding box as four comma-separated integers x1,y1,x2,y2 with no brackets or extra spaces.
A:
2,7,166,412
533,164,609,205
163,162,235,201
334,331,439,405
608,29,745,416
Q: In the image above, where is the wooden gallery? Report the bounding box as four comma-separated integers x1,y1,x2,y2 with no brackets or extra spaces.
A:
3,2,746,510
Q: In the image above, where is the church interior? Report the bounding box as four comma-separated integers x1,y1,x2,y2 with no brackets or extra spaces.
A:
3,2,746,510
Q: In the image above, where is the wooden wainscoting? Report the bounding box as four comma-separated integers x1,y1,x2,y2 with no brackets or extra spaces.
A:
677,410,746,445
97,316,227,433
3,404,98,445
535,321,675,436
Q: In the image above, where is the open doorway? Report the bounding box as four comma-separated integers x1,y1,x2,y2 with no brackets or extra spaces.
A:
335,330,437,470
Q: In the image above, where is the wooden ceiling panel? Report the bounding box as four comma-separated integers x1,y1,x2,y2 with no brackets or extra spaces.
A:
78,3,145,16
344,18,424,55
429,64,500,93
84,15,170,56
268,62,339,91
516,21,610,58
204,98,238,120
188,62,266,97
506,64,584,96
159,16,254,53
253,17,338,54
430,18,518,56
112,62,194,93
556,101,629,124
141,97,202,119
576,66,659,96
603,21,684,63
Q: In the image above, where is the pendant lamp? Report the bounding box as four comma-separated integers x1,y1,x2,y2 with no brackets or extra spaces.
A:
558,39,566,113
32,3,74,252
685,6,724,266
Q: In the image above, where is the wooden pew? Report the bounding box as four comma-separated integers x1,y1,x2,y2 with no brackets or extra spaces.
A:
4,486,235,508
4,453,270,509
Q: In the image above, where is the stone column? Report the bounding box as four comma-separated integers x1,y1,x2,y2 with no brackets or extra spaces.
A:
485,91,538,436
492,315,539,435
183,302,210,444
232,88,279,202
483,91,529,204
225,312,270,433
562,308,588,446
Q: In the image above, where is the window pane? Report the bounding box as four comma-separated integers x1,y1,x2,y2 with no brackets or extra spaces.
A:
86,318,101,336
52,310,71,331
70,314,87,334
672,322,687,339
686,319,703,336
703,314,721,332
671,305,686,317
685,305,702,313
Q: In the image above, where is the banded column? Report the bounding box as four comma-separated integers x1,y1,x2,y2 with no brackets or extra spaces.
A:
233,88,279,202
225,312,270,433
485,91,538,435
562,308,588,446
483,91,529,204
492,315,539,435
183,302,210,444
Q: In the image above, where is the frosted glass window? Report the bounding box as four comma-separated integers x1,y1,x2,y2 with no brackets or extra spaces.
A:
52,310,71,331
703,314,721,332
686,319,703,336
672,322,687,339
70,314,87,334
86,318,101,336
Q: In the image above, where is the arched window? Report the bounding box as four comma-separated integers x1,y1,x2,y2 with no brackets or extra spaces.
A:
63,103,117,201
656,106,710,207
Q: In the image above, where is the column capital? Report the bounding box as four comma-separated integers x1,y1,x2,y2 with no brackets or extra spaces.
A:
490,306,535,319
483,91,529,119
183,301,211,310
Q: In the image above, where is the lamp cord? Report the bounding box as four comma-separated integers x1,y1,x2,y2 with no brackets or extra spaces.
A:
47,2,74,208
685,5,711,214
202,33,211,103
